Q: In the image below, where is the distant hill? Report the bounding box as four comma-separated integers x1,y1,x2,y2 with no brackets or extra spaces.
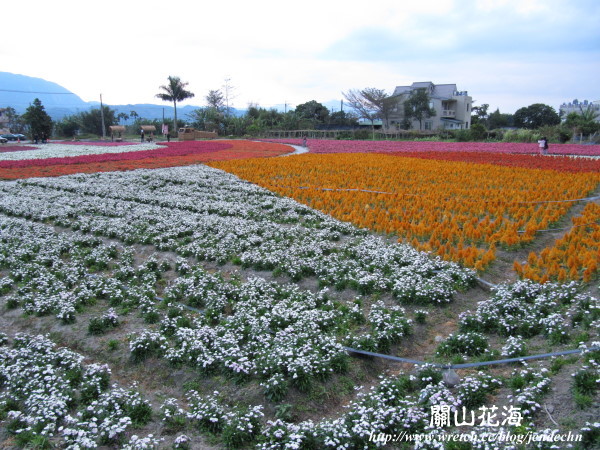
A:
0,72,343,122
0,72,90,118
0,72,243,121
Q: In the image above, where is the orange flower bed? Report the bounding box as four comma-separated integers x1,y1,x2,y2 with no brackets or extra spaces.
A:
382,151,600,173
210,153,600,275
0,140,292,179
514,202,600,283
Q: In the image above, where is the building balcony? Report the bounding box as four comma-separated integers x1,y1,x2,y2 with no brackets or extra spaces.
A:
441,110,456,118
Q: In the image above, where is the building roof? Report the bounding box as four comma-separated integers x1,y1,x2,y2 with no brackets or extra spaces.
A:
393,82,460,100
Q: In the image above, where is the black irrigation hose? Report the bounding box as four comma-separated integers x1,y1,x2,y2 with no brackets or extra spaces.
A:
168,294,598,371
94,276,597,372
343,346,600,370
155,296,205,314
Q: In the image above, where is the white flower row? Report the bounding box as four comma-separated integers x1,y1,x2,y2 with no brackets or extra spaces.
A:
0,164,474,305
458,279,595,340
0,142,160,161
0,333,156,448
0,216,157,323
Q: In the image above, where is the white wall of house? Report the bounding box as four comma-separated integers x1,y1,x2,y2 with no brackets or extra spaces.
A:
386,82,472,131
559,100,600,123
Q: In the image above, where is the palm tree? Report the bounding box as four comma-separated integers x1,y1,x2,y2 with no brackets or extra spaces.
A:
117,112,129,125
156,76,195,136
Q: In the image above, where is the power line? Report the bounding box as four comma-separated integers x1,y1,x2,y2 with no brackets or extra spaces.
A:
0,89,75,95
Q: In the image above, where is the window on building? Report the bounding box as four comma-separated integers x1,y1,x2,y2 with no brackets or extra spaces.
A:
424,121,432,130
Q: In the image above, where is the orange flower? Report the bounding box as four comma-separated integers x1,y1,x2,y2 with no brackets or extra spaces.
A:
209,153,599,274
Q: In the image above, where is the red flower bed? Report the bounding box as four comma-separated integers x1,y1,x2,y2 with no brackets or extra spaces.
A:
382,151,600,173
259,138,600,156
0,141,232,168
0,146,38,153
0,140,292,179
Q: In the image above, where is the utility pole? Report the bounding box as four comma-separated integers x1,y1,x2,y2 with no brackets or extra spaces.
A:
100,94,106,140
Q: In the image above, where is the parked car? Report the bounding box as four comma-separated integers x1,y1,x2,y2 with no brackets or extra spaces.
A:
0,136,7,144
12,133,27,141
0,134,18,141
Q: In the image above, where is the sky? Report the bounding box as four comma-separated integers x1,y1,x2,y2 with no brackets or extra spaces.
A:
2,0,599,114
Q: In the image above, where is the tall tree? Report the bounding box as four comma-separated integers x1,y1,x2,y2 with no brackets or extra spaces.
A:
564,107,600,137
359,88,395,127
343,89,382,126
21,98,53,141
3,106,24,133
487,108,513,129
330,110,358,127
294,100,330,124
342,90,377,138
513,103,560,129
117,112,129,125
222,78,237,118
79,106,117,136
54,115,80,138
205,89,225,111
156,76,195,135
472,103,489,127
403,88,436,130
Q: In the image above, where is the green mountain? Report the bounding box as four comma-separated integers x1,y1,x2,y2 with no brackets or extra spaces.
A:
0,72,246,121
0,72,90,118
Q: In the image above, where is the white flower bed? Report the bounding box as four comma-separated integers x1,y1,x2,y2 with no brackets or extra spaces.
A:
0,165,474,306
0,143,160,161
0,216,157,322
160,275,348,387
458,279,594,340
2,163,594,448
0,333,155,448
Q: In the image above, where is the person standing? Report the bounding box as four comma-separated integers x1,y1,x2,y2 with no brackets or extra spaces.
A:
537,136,548,155
140,129,145,143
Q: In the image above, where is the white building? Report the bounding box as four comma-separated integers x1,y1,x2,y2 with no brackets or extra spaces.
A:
387,82,472,131
559,99,600,122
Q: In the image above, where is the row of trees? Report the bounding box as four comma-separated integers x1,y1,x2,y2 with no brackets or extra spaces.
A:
471,102,599,142
342,87,436,131
6,76,599,142
3,99,54,141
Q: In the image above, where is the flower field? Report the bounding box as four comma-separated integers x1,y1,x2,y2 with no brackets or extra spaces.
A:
514,202,600,283
383,151,600,174
260,138,600,156
0,140,292,179
210,152,600,282
0,142,160,161
0,139,599,448
0,145,39,154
